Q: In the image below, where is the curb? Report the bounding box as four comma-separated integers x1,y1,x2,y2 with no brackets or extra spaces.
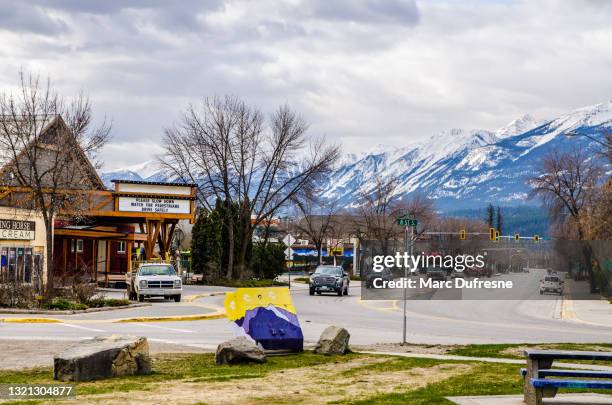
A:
0,292,227,324
184,291,227,303
0,303,151,315
1,317,62,323
114,311,226,323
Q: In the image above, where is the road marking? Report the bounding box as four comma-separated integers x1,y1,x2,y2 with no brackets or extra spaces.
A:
138,323,195,333
356,298,398,311
357,296,612,337
59,323,105,333
184,291,227,303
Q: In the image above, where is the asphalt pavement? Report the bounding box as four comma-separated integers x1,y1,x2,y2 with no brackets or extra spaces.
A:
1,269,611,352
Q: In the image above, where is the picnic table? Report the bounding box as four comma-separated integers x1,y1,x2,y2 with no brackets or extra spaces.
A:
522,349,612,405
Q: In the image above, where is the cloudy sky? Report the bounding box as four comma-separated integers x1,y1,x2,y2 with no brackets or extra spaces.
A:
1,0,611,171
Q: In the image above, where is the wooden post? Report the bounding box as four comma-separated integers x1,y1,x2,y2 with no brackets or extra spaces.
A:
62,239,67,273
105,240,111,288
126,241,133,273
92,239,97,280
524,356,554,405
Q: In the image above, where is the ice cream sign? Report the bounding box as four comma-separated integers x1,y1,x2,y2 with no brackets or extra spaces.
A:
118,197,191,214
0,219,35,240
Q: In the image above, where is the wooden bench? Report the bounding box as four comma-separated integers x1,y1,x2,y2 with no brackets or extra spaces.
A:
522,349,612,405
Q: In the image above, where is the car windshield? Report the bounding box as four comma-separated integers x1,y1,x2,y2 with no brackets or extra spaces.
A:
315,266,343,276
139,265,176,276
545,277,559,282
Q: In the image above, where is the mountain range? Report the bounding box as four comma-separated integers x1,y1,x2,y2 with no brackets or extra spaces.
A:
101,100,612,211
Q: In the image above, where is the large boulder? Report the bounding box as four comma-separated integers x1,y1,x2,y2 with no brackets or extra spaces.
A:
54,335,151,382
314,326,350,355
215,336,266,365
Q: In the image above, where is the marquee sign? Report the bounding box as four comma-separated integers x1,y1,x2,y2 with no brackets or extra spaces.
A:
117,197,191,214
0,219,36,240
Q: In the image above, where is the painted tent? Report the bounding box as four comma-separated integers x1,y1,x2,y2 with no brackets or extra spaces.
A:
224,287,303,351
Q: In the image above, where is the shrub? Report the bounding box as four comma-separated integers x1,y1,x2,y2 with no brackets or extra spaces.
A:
0,282,38,308
88,298,130,308
44,298,87,311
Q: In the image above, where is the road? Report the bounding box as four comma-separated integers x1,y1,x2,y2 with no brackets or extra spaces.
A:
1,269,610,352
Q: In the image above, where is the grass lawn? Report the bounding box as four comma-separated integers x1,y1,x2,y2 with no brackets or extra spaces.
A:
0,351,520,405
1,344,610,404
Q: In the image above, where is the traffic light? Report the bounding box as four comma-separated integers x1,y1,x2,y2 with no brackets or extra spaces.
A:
459,229,466,240
489,228,496,241
534,235,539,242
495,231,500,241
514,234,520,241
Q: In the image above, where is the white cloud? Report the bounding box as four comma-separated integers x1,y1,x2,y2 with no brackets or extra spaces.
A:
0,0,610,170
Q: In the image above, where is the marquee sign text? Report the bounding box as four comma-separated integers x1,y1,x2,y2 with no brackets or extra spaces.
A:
118,197,191,214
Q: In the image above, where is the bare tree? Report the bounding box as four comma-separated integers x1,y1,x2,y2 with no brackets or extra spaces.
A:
357,176,402,254
529,147,605,292
0,71,111,294
529,147,603,240
160,96,339,279
293,197,337,266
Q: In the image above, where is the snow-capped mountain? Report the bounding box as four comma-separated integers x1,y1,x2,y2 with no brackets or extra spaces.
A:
100,160,168,188
321,100,611,209
101,101,611,210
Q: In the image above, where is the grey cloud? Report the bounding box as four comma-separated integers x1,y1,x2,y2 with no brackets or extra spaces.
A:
306,0,419,25
0,0,67,35
0,0,610,172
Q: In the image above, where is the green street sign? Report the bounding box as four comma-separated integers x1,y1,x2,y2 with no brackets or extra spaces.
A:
397,218,418,227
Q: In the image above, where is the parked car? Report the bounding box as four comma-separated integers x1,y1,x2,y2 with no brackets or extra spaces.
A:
309,265,349,296
539,275,564,295
365,268,394,288
127,263,182,302
426,267,447,281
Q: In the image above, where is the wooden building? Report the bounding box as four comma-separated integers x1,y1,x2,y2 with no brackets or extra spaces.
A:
0,115,196,287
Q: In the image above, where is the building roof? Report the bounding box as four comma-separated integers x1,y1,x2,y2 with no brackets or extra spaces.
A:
111,179,197,187
0,115,106,190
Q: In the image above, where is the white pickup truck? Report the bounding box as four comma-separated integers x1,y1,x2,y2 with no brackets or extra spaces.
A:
126,263,182,302
539,274,564,295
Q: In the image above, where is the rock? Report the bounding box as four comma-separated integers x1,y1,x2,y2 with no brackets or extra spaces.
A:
215,336,266,365
54,335,151,382
314,326,350,355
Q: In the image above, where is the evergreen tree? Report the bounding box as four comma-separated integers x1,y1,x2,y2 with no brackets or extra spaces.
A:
486,204,495,229
190,208,207,275
202,204,222,279
496,206,503,235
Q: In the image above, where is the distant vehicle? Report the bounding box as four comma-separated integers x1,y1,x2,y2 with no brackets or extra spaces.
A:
365,268,394,288
426,267,447,281
127,263,182,302
309,265,349,296
450,270,465,279
466,267,493,278
539,275,564,295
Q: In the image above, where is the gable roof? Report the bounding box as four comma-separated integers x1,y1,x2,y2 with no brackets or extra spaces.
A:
0,115,106,191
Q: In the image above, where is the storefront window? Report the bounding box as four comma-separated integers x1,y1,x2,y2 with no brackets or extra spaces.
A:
0,247,7,280
0,247,34,283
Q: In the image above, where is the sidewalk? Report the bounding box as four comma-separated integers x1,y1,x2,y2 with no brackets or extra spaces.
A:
357,351,612,371
563,279,612,327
